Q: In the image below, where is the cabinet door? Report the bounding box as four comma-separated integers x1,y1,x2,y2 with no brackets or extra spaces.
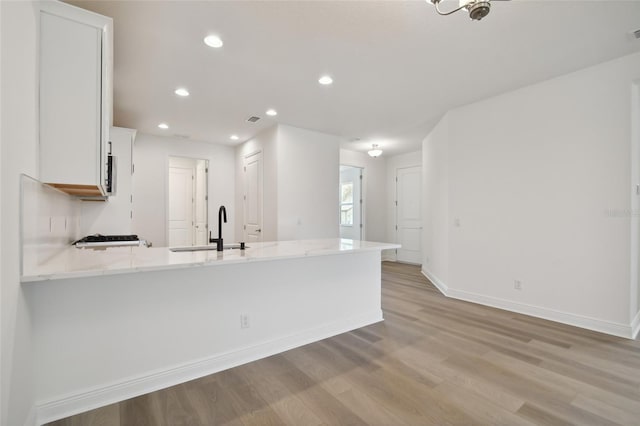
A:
39,2,112,197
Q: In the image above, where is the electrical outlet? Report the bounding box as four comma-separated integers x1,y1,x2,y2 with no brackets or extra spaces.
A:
240,314,250,329
514,280,522,290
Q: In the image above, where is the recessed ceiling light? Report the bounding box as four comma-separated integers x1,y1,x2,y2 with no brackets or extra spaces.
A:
318,75,333,85
174,88,190,97
265,109,278,116
158,123,169,129
204,35,223,48
230,135,239,141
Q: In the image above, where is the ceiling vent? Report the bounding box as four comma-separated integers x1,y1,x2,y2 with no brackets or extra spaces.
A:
246,116,261,123
634,29,640,39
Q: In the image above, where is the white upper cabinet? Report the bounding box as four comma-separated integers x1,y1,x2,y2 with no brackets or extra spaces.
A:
39,1,113,198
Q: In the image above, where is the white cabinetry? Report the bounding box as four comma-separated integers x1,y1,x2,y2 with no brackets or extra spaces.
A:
39,1,112,197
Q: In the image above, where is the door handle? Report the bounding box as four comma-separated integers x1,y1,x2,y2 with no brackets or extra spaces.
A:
256,229,262,233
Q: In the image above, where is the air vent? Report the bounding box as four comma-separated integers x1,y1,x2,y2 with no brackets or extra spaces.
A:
634,29,640,39
246,116,261,123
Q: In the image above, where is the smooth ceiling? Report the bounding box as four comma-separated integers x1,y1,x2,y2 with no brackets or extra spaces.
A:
67,0,640,155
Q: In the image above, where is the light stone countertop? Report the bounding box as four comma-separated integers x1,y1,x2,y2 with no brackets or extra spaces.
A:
21,238,400,282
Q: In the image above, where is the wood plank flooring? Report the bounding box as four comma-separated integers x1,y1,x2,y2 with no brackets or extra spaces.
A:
48,262,640,425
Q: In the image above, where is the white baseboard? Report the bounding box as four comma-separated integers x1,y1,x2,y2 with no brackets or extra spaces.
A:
381,251,396,262
632,310,640,339
36,310,383,425
421,268,635,340
421,268,448,294
24,405,37,426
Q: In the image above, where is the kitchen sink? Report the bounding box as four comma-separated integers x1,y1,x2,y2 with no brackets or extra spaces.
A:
169,244,248,252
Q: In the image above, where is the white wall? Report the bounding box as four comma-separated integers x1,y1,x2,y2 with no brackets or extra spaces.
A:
235,126,278,242
236,125,340,242
423,52,640,337
386,151,422,260
132,133,236,247
1,1,39,424
422,115,449,285
632,81,640,333
276,125,340,240
340,149,387,243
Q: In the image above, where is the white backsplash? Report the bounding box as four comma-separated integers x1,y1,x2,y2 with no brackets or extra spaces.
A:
21,174,80,277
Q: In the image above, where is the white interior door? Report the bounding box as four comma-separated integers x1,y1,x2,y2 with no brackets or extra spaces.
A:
168,165,194,246
339,166,362,240
396,166,422,264
194,160,208,245
244,151,263,242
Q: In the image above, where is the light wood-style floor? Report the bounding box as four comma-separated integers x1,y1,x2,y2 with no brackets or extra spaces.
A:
49,262,640,426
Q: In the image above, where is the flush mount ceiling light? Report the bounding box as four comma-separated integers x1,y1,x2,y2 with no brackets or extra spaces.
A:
318,75,333,85
428,0,510,21
158,123,169,129
230,135,239,141
265,109,278,117
204,35,223,48
174,88,190,97
368,144,383,158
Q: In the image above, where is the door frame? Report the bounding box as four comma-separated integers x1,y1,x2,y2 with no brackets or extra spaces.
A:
395,165,422,264
166,155,209,246
339,164,365,240
243,150,264,242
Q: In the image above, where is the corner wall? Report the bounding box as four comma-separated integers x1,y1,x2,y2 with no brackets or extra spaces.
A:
422,116,449,287
236,125,340,242
132,133,236,247
423,52,640,337
1,1,39,424
276,125,340,240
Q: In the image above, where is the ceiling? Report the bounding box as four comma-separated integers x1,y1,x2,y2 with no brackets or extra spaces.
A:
67,0,640,156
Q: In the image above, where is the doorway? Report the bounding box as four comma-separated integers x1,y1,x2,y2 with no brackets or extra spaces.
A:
168,156,208,246
339,165,363,240
243,151,263,242
396,166,422,263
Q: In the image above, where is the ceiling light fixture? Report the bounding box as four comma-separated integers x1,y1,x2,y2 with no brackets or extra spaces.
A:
427,0,510,21
174,88,190,97
158,123,169,129
368,144,383,158
204,35,223,48
318,75,333,85
230,135,239,141
265,109,278,116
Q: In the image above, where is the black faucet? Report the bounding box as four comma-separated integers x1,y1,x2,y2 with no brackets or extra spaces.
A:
216,205,227,251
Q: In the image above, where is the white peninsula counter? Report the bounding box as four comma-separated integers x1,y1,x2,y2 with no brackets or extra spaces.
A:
23,238,399,424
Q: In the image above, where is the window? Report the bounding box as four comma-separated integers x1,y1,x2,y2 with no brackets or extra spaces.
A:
340,182,353,226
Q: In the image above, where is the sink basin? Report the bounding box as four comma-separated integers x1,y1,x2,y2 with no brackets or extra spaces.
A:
170,244,248,252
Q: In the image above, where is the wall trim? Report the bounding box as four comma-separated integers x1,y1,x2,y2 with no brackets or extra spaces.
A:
421,268,635,339
421,268,448,294
632,310,640,339
381,250,396,262
24,406,37,426
35,310,383,425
